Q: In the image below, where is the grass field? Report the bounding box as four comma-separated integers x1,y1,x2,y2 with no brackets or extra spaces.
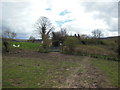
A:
2,38,119,88
2,52,119,88
89,58,119,87
9,41,40,51
3,56,81,88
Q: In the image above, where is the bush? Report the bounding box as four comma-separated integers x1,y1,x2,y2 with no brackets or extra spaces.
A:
75,45,117,57
38,44,48,53
42,35,51,50
63,37,79,54
80,38,105,45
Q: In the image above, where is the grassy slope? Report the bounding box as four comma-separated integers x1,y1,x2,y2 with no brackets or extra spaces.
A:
77,44,117,56
89,58,119,87
74,37,118,61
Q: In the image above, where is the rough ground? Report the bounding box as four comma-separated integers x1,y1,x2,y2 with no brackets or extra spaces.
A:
3,48,116,88
58,57,115,88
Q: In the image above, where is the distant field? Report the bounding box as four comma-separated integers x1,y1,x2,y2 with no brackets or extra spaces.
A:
9,41,40,51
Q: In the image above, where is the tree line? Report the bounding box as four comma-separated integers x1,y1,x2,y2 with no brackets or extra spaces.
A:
2,16,104,52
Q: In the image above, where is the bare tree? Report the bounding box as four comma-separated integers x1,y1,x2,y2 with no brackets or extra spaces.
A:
2,30,16,39
81,34,89,39
35,16,54,41
92,29,103,39
60,28,67,37
74,34,81,40
29,36,35,43
10,32,16,39
52,28,67,46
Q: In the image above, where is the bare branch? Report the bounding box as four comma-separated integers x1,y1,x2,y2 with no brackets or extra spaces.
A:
35,16,53,40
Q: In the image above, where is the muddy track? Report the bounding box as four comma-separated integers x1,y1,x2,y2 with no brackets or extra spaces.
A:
58,57,116,88
58,57,89,88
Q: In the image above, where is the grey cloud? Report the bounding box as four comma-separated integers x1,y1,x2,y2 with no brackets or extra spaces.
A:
1,2,34,39
2,2,30,19
82,2,118,32
1,1,118,39
82,2,118,18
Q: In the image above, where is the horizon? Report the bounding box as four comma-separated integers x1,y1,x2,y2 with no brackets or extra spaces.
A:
1,35,119,40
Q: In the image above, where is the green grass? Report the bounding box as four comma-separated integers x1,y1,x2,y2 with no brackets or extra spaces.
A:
3,56,80,88
9,41,40,51
89,58,119,87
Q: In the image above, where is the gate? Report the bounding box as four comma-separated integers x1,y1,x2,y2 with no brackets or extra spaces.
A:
48,46,61,52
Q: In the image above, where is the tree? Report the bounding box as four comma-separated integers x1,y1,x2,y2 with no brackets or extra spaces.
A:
42,34,51,49
2,30,17,39
52,28,67,47
92,29,103,39
74,34,81,40
35,16,54,41
38,34,51,52
52,31,62,47
35,16,54,50
59,28,67,43
81,34,89,39
63,36,79,54
60,28,67,37
29,36,35,43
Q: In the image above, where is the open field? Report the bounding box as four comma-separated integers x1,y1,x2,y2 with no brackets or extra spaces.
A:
9,41,40,51
2,48,119,88
2,37,119,88
1,1,119,88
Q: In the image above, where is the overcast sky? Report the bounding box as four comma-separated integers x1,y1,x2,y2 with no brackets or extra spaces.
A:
0,0,119,39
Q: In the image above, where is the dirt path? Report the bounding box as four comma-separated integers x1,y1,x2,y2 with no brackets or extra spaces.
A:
58,56,115,88
58,57,89,88
3,49,116,88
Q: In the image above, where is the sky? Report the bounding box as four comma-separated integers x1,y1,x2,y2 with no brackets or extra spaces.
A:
0,0,119,39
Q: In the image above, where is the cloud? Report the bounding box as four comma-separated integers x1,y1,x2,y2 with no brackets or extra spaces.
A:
1,0,118,39
45,8,52,11
1,2,35,38
64,19,76,23
55,19,76,26
82,2,118,32
59,9,71,16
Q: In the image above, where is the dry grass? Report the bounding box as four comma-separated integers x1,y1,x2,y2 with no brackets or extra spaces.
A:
75,45,117,57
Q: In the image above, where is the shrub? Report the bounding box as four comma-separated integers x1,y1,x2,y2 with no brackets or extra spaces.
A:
42,35,51,50
63,37,79,54
38,44,48,53
75,45,117,57
38,35,51,53
80,38,105,45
